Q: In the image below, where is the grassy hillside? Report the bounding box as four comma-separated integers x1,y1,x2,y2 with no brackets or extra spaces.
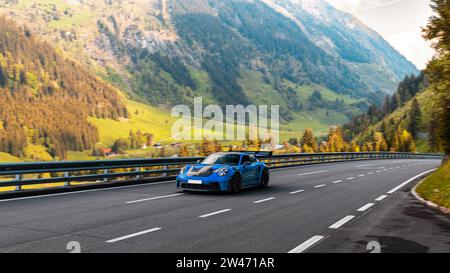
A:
89,99,305,146
89,100,177,147
0,152,22,163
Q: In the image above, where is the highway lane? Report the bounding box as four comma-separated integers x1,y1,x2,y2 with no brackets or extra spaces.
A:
0,159,441,253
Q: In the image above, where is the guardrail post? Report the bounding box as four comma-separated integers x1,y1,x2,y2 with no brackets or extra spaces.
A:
64,171,70,187
15,174,22,191
103,169,109,182
162,165,168,177
135,167,141,179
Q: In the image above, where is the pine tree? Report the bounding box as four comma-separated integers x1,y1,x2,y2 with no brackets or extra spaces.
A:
407,98,421,139
300,128,318,152
427,111,440,152
327,126,347,152
374,132,388,152
349,140,360,152
0,66,7,87
179,144,189,157
288,138,299,146
423,0,450,156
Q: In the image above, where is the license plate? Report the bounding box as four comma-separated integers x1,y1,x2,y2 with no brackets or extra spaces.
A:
188,179,202,184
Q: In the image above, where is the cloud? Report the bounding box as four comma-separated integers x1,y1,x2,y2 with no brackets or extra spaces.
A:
386,32,434,70
324,0,435,69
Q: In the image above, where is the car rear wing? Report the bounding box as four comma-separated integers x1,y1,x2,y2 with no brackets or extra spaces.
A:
227,149,273,157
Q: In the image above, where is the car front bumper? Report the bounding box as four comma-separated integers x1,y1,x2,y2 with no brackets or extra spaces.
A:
176,176,229,192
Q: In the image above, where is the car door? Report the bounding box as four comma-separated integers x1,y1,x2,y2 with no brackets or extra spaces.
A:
240,155,257,186
249,156,260,185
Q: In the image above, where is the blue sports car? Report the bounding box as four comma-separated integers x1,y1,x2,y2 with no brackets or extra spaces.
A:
176,152,270,193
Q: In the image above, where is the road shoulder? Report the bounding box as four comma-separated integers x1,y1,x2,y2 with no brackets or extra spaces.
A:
310,179,450,253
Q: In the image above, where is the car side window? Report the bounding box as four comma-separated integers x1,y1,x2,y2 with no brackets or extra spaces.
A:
249,156,257,163
241,155,251,165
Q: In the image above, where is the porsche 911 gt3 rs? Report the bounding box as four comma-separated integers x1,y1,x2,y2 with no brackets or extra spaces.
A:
176,152,270,193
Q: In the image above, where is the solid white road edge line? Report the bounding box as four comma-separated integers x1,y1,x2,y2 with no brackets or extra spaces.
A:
126,193,184,204
253,197,275,204
329,215,355,229
298,170,328,176
288,235,325,253
0,180,176,203
357,203,375,212
106,227,162,243
199,209,232,218
387,169,437,194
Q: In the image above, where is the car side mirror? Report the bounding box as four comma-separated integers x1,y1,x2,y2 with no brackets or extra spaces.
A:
196,160,202,164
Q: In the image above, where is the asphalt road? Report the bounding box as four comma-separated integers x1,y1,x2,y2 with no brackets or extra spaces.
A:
0,159,444,253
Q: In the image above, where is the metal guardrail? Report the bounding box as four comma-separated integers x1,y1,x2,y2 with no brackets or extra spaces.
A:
0,152,442,193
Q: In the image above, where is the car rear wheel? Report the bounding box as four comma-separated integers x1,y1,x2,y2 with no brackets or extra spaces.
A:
229,174,241,193
260,169,269,188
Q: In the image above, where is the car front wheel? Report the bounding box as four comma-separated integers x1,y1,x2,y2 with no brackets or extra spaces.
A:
229,174,241,193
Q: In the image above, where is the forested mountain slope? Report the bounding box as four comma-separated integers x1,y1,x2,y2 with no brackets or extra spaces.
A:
0,0,417,111
344,73,439,152
0,18,128,159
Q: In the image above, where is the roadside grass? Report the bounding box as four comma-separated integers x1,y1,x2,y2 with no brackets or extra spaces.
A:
416,160,450,209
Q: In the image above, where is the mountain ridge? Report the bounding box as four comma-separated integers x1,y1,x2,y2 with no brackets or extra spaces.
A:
0,1,418,103
0,0,421,161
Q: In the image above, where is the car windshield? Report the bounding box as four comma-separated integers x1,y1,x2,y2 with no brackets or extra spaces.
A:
201,153,240,165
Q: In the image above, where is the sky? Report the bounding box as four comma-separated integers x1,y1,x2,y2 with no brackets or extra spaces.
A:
324,0,435,69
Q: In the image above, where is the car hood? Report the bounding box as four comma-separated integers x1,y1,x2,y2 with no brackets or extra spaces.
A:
185,164,228,177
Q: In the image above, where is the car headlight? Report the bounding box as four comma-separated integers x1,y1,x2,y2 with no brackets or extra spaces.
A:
179,166,186,175
216,167,228,176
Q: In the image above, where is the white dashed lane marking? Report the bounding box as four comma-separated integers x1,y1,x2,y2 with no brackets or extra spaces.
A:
106,228,162,243
298,170,328,176
253,197,275,204
199,209,232,218
126,193,184,204
375,195,388,201
288,235,325,253
329,215,355,229
357,203,375,212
